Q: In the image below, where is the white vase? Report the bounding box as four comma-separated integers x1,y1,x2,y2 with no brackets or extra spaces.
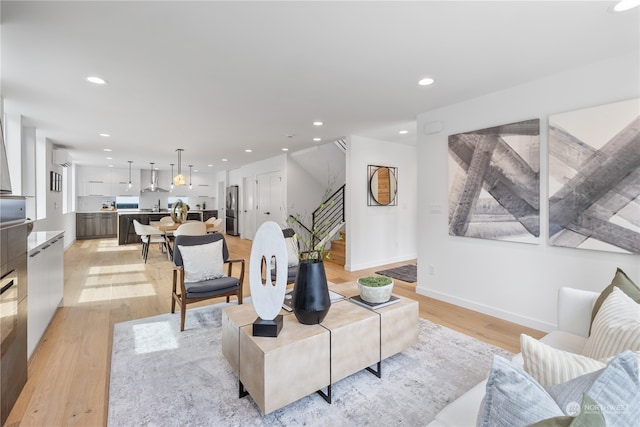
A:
357,278,394,303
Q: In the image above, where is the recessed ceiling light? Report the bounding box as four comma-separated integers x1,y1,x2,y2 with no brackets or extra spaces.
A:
313,121,323,126
313,137,322,142
100,133,110,137
282,148,289,151
399,130,409,134
245,149,252,153
418,77,434,86
222,158,228,162
207,164,213,167
86,76,107,85
194,169,199,173
106,157,112,160
614,0,640,11
108,165,114,168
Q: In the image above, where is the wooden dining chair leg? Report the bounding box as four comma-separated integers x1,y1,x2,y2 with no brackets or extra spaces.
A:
180,299,187,332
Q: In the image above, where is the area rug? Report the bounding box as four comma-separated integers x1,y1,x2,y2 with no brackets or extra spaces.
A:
108,303,512,426
375,264,417,282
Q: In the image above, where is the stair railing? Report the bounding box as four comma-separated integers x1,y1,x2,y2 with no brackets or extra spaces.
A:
312,184,345,248
288,183,345,252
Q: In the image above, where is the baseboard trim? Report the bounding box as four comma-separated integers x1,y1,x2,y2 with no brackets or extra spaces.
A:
416,286,556,333
345,255,416,273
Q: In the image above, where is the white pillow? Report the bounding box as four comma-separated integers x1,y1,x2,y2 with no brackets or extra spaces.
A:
178,240,224,283
284,236,299,267
582,286,640,360
521,334,606,385
521,334,640,386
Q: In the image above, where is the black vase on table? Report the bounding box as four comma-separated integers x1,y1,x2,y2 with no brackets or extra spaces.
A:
291,259,330,324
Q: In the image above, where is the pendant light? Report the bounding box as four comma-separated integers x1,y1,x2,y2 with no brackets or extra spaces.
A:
169,163,175,191
149,162,156,192
188,165,193,190
127,160,132,189
173,148,186,186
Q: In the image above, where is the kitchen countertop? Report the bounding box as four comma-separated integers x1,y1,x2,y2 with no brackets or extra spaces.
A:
116,209,217,215
28,230,64,253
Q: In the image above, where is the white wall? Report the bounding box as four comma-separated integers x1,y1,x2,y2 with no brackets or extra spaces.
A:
417,53,640,332
32,139,75,249
286,154,326,228
346,135,418,271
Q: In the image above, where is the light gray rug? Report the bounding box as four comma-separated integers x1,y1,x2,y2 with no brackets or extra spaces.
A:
108,303,512,427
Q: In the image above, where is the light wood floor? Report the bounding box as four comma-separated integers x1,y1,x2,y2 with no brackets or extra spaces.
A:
6,235,545,426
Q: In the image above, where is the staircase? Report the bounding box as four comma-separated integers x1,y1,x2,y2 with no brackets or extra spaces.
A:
326,231,345,266
289,184,346,262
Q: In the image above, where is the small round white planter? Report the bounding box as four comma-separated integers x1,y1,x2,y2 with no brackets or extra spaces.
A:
357,277,394,303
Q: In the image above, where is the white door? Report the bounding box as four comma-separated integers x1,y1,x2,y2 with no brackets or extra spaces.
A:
256,171,282,230
217,181,225,232
242,176,255,239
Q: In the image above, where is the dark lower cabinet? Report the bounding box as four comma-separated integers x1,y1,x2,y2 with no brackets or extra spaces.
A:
76,212,117,239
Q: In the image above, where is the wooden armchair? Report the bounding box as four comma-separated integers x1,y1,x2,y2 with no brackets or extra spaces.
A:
171,233,244,331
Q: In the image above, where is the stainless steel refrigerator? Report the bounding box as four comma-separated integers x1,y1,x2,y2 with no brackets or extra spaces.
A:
226,185,239,236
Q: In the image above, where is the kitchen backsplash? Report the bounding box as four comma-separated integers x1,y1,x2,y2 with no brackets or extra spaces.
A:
77,195,216,211
77,196,115,211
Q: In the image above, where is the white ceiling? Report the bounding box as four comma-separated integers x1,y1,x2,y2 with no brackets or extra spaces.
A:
1,1,638,173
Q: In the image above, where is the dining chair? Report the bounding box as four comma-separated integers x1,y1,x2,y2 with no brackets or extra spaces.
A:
174,222,207,236
171,233,244,331
270,228,299,285
159,216,176,258
132,219,167,263
206,217,224,233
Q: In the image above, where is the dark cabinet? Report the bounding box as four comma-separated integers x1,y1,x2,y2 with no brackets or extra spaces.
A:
76,213,117,239
202,210,218,221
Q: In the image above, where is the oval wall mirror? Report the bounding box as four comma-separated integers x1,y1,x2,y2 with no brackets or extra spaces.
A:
369,165,397,206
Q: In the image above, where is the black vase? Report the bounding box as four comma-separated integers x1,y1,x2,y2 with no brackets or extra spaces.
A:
291,259,330,324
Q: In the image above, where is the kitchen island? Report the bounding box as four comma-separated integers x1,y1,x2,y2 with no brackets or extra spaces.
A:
116,210,217,245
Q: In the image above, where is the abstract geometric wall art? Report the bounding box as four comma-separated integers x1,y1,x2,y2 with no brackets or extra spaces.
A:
549,99,640,254
448,119,540,244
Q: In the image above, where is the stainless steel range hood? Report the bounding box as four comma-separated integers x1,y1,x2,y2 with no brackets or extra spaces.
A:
141,169,168,193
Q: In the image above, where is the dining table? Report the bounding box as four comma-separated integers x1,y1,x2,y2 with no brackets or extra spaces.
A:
150,220,217,233
149,220,218,260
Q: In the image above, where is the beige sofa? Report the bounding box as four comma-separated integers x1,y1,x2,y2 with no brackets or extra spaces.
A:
427,287,600,427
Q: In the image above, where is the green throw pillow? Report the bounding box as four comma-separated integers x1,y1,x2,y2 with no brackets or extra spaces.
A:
527,394,604,427
590,268,640,335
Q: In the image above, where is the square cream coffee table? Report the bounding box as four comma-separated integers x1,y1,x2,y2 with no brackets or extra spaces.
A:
221,282,418,414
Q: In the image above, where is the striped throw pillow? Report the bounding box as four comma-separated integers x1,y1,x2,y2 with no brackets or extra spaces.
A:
521,334,640,386
521,334,605,385
582,287,640,360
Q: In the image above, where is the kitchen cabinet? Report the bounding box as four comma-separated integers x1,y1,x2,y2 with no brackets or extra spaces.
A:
202,210,218,221
77,167,112,196
76,212,117,239
190,173,216,197
27,231,64,359
111,167,140,195
77,166,142,197
77,167,112,197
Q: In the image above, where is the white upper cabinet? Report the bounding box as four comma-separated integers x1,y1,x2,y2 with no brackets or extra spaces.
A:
77,166,141,196
111,167,140,195
190,172,215,197
77,167,112,196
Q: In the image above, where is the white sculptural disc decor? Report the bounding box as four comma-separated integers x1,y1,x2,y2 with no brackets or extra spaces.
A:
249,221,288,336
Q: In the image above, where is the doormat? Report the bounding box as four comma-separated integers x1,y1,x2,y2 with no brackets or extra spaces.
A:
375,264,417,283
